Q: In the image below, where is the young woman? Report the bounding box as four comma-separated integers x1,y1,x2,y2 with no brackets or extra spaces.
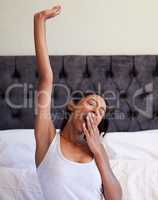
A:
34,5,122,200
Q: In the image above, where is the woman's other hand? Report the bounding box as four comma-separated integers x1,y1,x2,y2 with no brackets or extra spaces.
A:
34,5,62,21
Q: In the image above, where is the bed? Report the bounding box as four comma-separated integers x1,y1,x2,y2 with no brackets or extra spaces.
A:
0,55,158,200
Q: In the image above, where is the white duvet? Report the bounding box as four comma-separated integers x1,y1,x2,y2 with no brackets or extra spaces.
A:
0,129,158,200
0,167,43,200
110,159,158,200
102,129,158,200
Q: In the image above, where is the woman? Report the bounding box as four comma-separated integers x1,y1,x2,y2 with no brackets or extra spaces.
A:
34,4,122,200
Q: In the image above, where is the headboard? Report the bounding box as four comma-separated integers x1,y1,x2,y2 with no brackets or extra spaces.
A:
0,55,158,132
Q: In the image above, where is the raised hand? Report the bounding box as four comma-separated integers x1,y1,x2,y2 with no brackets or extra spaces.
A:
34,5,62,21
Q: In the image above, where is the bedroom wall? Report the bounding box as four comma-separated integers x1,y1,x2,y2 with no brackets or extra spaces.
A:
0,0,158,55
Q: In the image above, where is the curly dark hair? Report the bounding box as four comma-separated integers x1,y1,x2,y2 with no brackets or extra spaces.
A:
60,92,109,137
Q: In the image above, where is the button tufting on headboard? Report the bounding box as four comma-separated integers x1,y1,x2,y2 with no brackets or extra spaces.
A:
59,66,67,79
35,70,39,78
12,69,21,79
105,70,114,78
120,91,128,99
83,65,91,78
12,112,21,118
129,69,138,78
0,55,158,132
0,90,5,99
153,110,158,118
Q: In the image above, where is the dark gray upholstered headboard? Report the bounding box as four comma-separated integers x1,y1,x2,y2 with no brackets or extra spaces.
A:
0,55,158,132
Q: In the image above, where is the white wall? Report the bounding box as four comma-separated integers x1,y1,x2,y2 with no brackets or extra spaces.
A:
0,0,158,55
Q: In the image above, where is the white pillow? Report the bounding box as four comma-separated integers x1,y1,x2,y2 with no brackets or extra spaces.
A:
101,129,158,160
0,129,61,169
1,128,158,168
0,129,36,168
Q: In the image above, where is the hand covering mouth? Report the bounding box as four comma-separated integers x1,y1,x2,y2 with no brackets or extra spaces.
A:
82,112,89,122
82,112,90,131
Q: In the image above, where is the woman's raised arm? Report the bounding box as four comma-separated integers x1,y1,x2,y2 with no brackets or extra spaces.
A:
33,5,61,167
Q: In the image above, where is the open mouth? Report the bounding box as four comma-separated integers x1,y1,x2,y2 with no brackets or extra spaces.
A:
83,113,88,121
82,113,89,124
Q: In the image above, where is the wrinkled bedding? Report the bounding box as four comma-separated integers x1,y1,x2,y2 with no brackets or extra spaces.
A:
0,129,158,200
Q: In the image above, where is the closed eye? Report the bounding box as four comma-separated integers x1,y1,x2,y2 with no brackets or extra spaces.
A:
87,100,97,106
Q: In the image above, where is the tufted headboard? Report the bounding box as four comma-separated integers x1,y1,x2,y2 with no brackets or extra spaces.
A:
0,55,158,132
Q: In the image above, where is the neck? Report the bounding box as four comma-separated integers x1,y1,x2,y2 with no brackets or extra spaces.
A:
60,118,88,148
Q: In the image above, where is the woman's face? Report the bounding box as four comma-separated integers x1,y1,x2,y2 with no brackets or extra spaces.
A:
69,94,107,133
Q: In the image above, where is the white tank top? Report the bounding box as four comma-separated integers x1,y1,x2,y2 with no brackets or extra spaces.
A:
36,129,104,200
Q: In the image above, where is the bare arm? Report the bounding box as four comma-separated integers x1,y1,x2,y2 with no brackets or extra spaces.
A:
94,146,122,200
33,5,61,167
82,113,122,200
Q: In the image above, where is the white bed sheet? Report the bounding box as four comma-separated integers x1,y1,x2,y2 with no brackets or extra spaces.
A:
0,129,44,200
0,129,158,200
0,167,44,200
0,161,157,200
